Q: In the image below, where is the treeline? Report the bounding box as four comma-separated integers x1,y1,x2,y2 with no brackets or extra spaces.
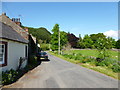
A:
77,33,120,49
50,24,120,51
23,24,120,50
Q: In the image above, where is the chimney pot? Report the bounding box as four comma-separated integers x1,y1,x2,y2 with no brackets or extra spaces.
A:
18,18,20,22
2,12,6,15
11,18,21,26
15,18,16,22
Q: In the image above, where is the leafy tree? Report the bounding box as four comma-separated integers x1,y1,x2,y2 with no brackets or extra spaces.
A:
90,33,106,43
96,37,111,60
82,34,94,48
116,39,120,49
50,24,68,51
107,37,116,49
90,33,116,49
77,34,85,49
90,33,106,48
77,39,85,49
60,31,68,49
50,24,59,50
67,33,79,48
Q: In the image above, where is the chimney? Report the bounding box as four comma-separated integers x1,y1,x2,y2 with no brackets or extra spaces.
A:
12,18,21,26
24,27,29,34
2,12,6,16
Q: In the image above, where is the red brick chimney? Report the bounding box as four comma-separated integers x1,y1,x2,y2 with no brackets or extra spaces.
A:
24,27,28,32
12,18,21,26
2,12,6,16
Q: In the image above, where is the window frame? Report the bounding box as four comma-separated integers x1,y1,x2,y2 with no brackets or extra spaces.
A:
0,41,7,67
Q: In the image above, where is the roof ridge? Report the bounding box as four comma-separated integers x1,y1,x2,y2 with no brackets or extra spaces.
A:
0,14,28,40
0,21,28,44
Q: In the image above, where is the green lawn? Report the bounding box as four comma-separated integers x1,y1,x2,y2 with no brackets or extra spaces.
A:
63,49,119,60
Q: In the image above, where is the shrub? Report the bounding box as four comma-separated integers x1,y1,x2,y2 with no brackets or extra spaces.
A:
74,53,83,60
71,55,77,60
29,55,37,64
68,55,73,59
80,56,87,63
95,61,106,66
112,63,120,73
89,58,97,66
62,53,83,60
62,54,73,59
74,56,82,60
81,56,93,63
95,58,116,67
2,69,18,85
103,58,116,66
62,53,96,64
96,58,104,62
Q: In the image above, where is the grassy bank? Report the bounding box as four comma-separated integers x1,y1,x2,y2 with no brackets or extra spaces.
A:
49,50,119,80
63,49,119,60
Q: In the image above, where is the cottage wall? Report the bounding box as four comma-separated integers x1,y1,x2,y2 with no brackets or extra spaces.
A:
1,39,28,71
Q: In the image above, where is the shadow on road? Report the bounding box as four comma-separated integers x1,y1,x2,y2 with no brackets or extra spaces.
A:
41,59,50,62
36,59,50,65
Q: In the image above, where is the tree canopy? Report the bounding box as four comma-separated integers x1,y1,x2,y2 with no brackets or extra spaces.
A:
67,33,79,48
83,34,94,48
77,33,117,49
50,24,68,51
50,24,59,50
116,39,120,49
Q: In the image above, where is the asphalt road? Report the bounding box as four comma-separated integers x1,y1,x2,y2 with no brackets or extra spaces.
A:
4,53,118,88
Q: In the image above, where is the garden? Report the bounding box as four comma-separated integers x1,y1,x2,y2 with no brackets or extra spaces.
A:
2,55,40,85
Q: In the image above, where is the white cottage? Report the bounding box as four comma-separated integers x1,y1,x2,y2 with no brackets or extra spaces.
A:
0,13,28,71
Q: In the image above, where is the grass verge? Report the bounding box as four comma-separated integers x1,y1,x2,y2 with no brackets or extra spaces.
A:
49,51,119,80
63,49,118,60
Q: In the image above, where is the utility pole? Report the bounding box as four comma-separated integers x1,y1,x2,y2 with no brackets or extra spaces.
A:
58,29,60,54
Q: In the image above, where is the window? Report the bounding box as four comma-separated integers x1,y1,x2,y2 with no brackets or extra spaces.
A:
25,46,28,58
0,41,7,66
0,44,5,64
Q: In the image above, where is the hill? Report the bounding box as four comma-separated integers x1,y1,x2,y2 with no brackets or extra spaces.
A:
26,27,51,43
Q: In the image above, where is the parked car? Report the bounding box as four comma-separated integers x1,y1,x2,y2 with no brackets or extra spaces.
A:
36,52,48,61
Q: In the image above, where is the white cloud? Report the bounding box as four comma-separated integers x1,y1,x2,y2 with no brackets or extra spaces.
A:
104,30,118,38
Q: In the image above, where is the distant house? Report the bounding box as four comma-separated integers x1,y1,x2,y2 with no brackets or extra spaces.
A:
0,13,29,71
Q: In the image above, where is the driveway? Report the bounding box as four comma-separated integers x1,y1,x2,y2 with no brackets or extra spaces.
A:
3,53,118,88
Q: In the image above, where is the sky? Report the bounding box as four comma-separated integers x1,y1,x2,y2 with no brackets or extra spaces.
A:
2,2,118,40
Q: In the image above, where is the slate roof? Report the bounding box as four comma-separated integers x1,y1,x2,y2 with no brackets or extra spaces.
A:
0,22,28,43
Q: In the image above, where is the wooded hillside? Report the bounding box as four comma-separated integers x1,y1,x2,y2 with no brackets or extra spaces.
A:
28,27,51,43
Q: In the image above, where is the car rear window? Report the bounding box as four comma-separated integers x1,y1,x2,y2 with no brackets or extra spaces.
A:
43,52,47,55
38,52,47,55
40,52,47,55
